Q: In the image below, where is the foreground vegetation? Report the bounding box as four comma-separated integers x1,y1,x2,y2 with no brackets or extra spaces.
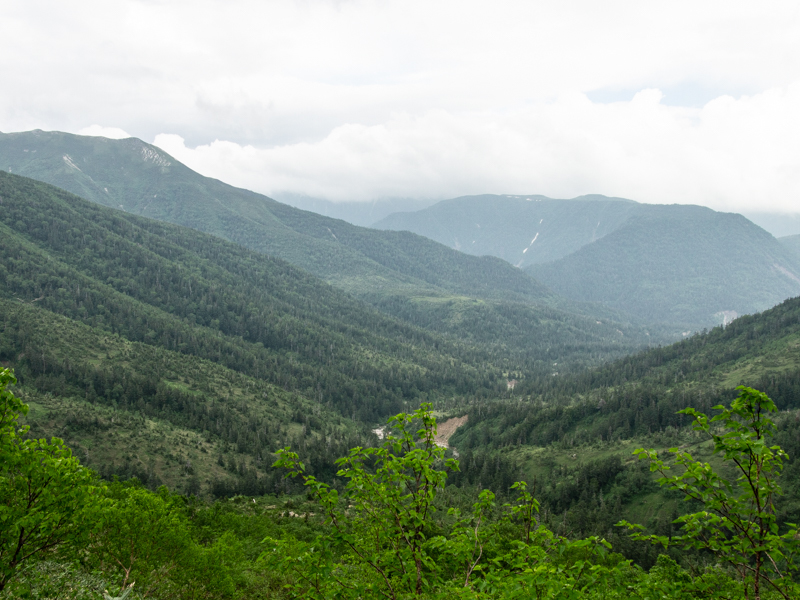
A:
3,366,800,598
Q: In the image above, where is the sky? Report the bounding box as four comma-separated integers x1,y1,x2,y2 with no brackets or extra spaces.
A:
2,0,800,214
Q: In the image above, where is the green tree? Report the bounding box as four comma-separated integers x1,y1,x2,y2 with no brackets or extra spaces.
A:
620,386,800,600
269,404,457,599
0,368,101,592
267,405,640,600
90,482,193,597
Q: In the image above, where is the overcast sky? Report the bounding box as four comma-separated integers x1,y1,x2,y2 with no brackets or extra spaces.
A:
2,0,800,212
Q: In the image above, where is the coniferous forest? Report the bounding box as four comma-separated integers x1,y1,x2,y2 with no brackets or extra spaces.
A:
3,163,800,598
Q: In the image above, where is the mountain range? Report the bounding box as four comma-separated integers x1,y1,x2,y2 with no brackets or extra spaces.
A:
0,132,549,305
0,169,511,493
375,194,800,327
4,130,800,542
0,130,659,368
0,169,654,493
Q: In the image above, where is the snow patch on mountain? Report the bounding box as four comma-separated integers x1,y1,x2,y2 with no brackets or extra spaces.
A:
62,154,81,171
140,145,171,168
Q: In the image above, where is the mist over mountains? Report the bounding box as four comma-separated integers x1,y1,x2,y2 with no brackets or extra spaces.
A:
273,192,439,227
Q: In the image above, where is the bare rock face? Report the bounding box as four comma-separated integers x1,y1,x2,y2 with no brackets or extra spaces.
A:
435,415,468,448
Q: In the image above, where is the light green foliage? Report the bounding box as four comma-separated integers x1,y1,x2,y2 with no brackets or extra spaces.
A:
436,487,498,588
0,368,101,592
621,386,800,599
104,585,135,600
458,483,636,600
268,405,655,599
7,385,794,598
89,482,250,599
0,368,27,436
90,484,192,595
0,560,109,600
271,404,457,598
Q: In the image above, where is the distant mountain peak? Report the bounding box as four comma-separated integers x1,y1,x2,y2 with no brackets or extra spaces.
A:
375,193,800,327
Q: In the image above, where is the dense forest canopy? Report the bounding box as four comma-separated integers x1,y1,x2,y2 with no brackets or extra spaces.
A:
3,161,800,597
4,371,800,599
0,131,661,356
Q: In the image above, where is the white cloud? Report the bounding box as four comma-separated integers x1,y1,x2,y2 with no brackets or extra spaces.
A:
2,0,800,211
77,125,132,139
154,83,800,211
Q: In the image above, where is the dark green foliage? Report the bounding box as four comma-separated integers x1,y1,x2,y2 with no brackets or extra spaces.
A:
0,170,513,422
527,208,800,326
455,295,800,453
368,293,659,377
0,300,389,495
4,168,657,498
0,168,667,497
447,295,800,562
0,131,660,370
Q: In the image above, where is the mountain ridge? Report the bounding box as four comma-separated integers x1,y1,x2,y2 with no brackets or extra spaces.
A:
374,193,642,267
0,129,665,364
375,193,800,327
0,130,553,305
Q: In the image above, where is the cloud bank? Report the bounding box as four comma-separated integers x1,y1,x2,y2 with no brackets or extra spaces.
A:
78,125,132,140
2,0,800,211
156,84,800,211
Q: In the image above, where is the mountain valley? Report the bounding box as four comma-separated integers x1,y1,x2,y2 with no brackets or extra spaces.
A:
0,130,661,367
2,133,800,598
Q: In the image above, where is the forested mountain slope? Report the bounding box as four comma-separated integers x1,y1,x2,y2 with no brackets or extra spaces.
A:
0,131,551,304
376,193,800,327
0,170,513,492
526,207,800,326
0,171,506,419
0,130,659,367
1,299,360,497
4,167,800,587
0,171,658,493
455,294,800,452
447,296,800,548
375,193,639,267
